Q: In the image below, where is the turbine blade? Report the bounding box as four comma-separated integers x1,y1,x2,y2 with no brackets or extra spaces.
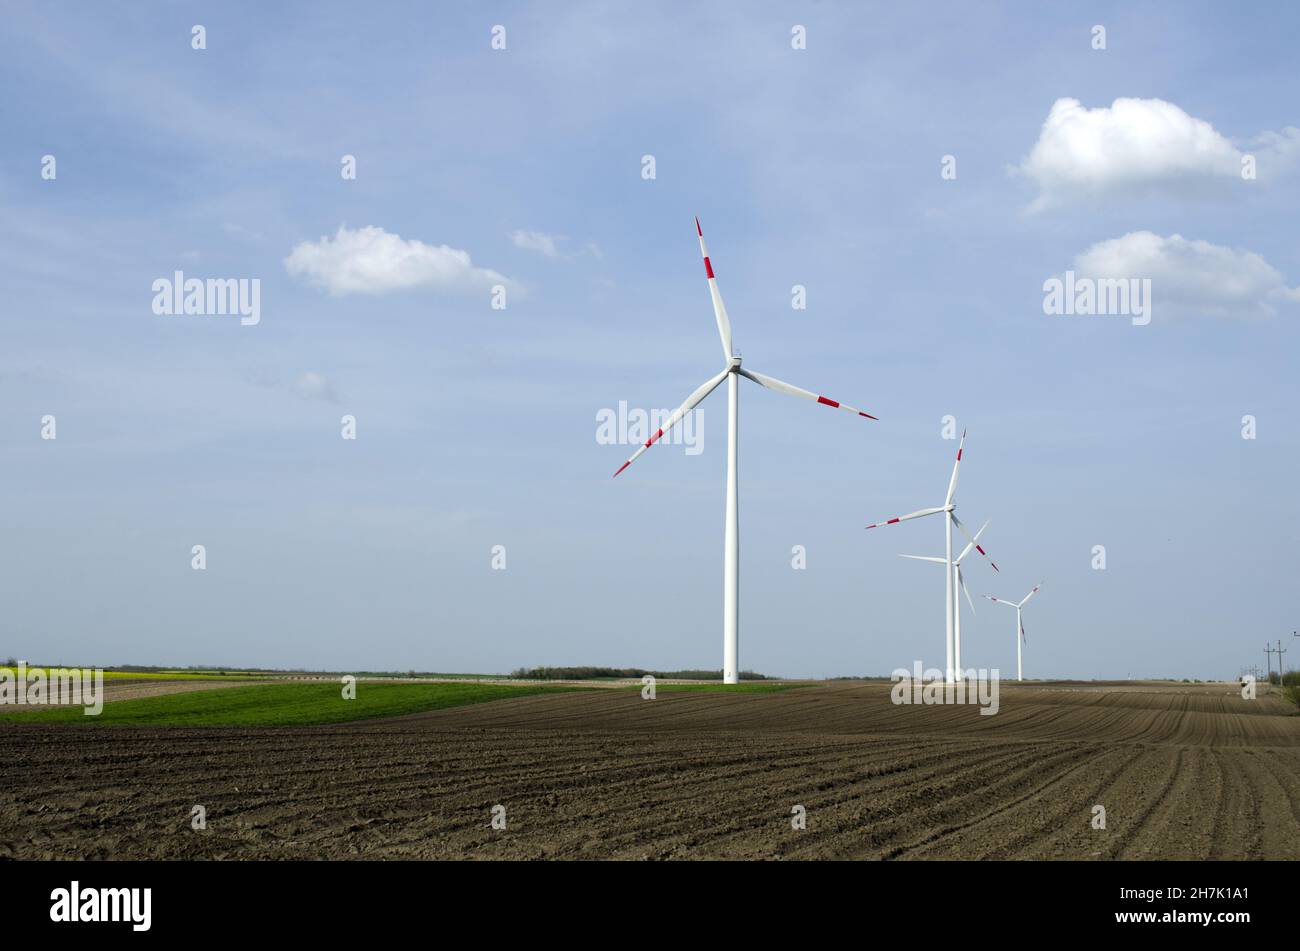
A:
1020,616,1027,643
951,513,998,571
983,595,1016,608
954,518,991,565
738,368,877,419
899,554,948,564
944,429,966,506
865,506,946,530
612,368,729,477
1020,581,1043,606
959,566,976,614
695,217,734,362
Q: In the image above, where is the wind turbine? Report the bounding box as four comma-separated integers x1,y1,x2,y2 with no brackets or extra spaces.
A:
899,518,990,679
612,218,877,684
983,583,1042,681
864,430,997,683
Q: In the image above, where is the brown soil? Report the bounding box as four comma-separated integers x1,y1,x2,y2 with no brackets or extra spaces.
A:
1,682,1296,860
1,678,272,708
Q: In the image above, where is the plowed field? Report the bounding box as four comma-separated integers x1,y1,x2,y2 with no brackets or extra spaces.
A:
2,681,1296,859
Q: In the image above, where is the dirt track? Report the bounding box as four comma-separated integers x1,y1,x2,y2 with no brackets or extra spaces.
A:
2,682,1297,860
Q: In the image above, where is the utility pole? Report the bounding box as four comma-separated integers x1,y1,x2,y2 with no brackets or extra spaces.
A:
1265,641,1288,685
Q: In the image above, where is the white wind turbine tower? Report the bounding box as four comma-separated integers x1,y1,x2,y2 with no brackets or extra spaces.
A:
613,218,877,684
899,518,990,679
864,430,997,683
984,583,1042,681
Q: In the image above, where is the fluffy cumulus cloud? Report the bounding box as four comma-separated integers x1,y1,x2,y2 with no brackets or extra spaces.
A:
284,225,508,295
1015,97,1299,210
509,229,563,258
1073,231,1300,318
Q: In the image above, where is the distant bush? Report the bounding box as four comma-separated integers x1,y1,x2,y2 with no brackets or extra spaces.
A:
1282,671,1300,710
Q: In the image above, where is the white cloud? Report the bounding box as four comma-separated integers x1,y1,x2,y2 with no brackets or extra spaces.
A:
509,229,563,258
224,222,265,242
294,371,337,402
1072,231,1300,319
509,230,604,261
284,225,508,296
1248,127,1300,166
1015,97,1299,210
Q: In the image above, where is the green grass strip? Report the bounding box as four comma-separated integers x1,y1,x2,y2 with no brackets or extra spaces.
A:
0,681,580,727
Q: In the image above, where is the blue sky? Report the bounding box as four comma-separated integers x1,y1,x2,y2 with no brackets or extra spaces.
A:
2,2,1297,678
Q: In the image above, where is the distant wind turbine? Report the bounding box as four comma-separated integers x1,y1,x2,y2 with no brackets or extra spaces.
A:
864,430,998,683
984,583,1042,681
900,518,990,679
613,218,877,684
